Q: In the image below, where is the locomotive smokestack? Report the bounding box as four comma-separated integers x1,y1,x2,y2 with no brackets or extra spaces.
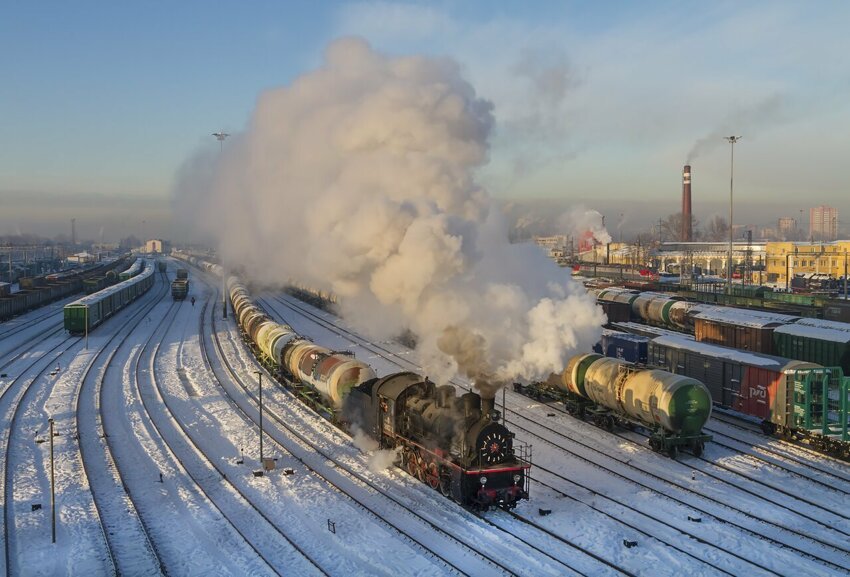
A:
681,165,692,242
481,396,495,419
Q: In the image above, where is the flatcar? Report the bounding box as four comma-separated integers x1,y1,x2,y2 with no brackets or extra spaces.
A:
516,353,712,457
64,261,155,334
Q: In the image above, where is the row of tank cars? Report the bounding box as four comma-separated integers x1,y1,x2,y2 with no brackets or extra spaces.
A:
588,288,850,459
0,256,130,322
63,258,156,334
172,250,531,510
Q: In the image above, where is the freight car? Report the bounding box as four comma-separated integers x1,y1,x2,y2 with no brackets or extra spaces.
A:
119,258,145,281
773,318,850,374
1,257,128,322
515,353,712,457
222,270,531,510
593,329,649,364
64,261,155,334
171,279,189,300
649,334,850,458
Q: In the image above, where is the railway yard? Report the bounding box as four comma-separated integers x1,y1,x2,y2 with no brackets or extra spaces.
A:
0,256,846,576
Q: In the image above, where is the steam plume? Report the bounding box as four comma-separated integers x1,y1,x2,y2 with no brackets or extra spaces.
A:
173,38,605,394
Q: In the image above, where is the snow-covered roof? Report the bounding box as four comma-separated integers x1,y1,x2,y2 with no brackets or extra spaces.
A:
652,334,810,369
601,329,649,343
774,318,850,343
67,261,153,307
691,307,799,328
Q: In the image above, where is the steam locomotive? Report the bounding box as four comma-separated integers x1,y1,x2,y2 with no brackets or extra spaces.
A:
346,373,530,510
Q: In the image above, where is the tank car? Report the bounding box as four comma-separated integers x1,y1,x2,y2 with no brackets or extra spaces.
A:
516,353,712,457
345,373,530,510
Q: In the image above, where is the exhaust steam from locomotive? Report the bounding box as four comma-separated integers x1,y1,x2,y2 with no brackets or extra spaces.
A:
174,38,606,395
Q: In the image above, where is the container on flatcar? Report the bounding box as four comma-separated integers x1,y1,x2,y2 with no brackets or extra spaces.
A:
176,268,189,280
171,279,189,300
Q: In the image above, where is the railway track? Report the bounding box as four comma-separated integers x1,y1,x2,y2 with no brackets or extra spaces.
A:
75,271,173,576
269,292,850,576
134,291,322,576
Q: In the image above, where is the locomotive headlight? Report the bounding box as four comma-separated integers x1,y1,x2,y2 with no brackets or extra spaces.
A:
479,476,488,485
513,474,521,483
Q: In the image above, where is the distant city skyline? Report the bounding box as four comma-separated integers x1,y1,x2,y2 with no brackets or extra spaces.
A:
2,1,849,240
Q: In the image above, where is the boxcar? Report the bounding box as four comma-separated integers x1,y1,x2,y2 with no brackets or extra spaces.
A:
595,330,649,364
691,307,798,355
171,279,188,300
176,268,189,280
773,318,850,374
648,335,820,428
64,262,154,334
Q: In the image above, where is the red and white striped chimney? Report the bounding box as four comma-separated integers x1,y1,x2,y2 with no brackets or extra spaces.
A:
681,164,692,241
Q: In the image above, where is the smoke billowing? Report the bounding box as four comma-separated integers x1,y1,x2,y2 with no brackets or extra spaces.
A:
686,95,784,163
174,38,605,394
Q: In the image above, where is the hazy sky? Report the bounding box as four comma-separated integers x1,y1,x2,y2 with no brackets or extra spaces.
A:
2,1,849,241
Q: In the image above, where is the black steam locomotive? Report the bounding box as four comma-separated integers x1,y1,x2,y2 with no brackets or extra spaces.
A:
345,372,531,510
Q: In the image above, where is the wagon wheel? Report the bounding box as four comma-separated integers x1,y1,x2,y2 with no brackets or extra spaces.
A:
605,415,615,432
425,462,440,490
667,444,679,459
691,441,704,458
648,437,661,452
439,467,452,497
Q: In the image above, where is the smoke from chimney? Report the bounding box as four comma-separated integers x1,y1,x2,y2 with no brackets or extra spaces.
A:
681,165,692,242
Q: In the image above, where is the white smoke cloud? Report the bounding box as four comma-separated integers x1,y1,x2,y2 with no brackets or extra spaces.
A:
558,207,612,245
351,426,401,472
173,38,605,393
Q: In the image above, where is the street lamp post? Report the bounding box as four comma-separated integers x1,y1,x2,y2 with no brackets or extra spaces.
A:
725,136,742,294
212,132,230,320
255,371,264,468
48,417,56,543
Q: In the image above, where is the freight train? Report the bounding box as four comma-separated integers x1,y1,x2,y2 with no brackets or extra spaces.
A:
1,256,129,322
592,287,850,374
64,260,156,334
515,354,712,457
171,251,531,510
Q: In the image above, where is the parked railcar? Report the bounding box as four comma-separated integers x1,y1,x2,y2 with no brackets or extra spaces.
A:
516,353,712,457
64,261,155,333
594,329,649,364
691,307,797,355
1,257,128,322
649,334,850,457
773,318,850,374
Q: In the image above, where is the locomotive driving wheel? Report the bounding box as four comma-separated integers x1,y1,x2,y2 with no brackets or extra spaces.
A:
425,462,440,490
405,448,418,477
439,467,452,497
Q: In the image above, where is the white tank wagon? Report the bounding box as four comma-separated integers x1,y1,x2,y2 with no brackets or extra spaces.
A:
283,341,376,407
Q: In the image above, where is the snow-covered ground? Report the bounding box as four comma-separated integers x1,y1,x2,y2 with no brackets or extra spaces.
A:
1,258,849,576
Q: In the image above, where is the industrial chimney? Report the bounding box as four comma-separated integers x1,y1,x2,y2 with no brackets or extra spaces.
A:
681,165,692,241
71,218,77,246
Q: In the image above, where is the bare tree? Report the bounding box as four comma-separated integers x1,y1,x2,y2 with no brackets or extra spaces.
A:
702,215,729,242
659,212,699,242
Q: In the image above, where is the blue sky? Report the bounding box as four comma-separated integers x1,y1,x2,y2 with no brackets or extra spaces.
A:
2,1,849,240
